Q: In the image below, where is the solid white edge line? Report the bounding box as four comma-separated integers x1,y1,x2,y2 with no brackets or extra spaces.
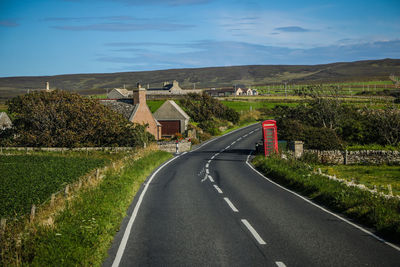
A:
214,184,223,194
241,219,266,245
111,154,182,267
224,197,239,212
208,175,215,182
245,152,400,253
275,261,286,267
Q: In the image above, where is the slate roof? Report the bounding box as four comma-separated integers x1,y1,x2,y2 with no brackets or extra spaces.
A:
99,100,137,120
0,112,12,130
153,100,190,120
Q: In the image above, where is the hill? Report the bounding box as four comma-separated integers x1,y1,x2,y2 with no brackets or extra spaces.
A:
1,58,399,101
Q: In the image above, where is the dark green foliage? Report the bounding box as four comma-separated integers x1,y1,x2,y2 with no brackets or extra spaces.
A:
0,155,107,217
180,93,239,124
305,127,342,150
4,90,153,147
252,155,400,243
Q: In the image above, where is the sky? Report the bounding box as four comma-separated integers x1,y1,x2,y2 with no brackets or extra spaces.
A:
0,0,399,77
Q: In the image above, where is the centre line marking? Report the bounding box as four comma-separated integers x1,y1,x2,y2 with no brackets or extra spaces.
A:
201,174,208,183
241,219,266,245
275,262,286,267
206,163,209,168
208,175,214,182
224,197,239,212
213,184,223,194
206,169,209,174
211,155,215,159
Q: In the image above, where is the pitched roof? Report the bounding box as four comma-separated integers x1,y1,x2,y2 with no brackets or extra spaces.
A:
0,112,12,129
99,100,136,120
153,100,190,120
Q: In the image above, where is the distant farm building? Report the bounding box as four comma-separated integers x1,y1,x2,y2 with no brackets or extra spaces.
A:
107,88,133,99
205,87,257,97
153,100,190,137
100,84,162,140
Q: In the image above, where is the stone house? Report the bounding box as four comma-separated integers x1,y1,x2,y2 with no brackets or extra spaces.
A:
153,100,190,137
101,84,162,140
0,112,12,130
107,88,133,99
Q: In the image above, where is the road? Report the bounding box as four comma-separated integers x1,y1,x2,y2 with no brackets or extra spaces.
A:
104,124,400,267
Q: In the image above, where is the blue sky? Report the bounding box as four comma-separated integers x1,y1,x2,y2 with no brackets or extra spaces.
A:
0,0,399,77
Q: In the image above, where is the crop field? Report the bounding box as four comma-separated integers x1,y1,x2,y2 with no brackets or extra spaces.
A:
0,154,108,218
319,165,400,195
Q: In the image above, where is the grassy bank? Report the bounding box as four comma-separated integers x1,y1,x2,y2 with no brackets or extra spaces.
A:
1,149,172,266
252,155,400,243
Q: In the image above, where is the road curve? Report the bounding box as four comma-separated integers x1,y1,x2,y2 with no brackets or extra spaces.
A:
103,124,400,267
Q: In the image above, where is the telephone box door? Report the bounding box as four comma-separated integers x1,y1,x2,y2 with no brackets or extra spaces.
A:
262,120,278,156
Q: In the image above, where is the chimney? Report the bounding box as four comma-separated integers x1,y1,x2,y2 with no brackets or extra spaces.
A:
133,83,146,105
46,81,50,91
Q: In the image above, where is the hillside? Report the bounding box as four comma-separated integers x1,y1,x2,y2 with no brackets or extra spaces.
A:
1,58,399,101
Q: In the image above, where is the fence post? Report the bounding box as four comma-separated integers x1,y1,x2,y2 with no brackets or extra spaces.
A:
30,204,36,222
388,184,393,196
96,169,100,179
50,193,55,207
1,218,6,231
64,185,69,197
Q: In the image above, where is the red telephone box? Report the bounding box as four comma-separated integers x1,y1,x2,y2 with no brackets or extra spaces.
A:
262,120,278,156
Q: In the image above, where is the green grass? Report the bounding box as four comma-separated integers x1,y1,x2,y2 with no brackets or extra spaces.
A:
220,100,298,112
147,100,166,113
0,154,108,218
252,155,400,243
319,165,400,195
23,150,172,266
345,144,400,151
0,104,7,113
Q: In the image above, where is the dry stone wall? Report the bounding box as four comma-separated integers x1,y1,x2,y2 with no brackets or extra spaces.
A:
304,149,400,165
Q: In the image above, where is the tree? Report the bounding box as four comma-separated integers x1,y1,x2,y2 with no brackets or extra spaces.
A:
6,90,153,147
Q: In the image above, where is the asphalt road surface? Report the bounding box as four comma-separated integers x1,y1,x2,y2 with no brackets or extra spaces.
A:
104,124,400,267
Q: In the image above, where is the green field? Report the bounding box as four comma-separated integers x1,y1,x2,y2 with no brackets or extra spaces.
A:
0,104,7,113
320,165,400,195
0,154,108,217
147,100,166,113
220,100,298,112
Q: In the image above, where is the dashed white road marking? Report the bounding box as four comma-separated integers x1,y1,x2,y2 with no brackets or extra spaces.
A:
241,219,266,245
214,184,223,194
208,175,214,182
206,163,209,168
224,197,239,212
211,155,215,159
206,168,209,174
275,262,286,267
207,160,211,163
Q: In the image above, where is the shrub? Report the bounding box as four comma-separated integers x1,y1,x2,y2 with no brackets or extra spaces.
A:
305,126,342,150
6,90,153,147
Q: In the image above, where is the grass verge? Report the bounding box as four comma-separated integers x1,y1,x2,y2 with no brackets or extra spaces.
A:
1,149,172,266
252,155,400,244
318,165,400,196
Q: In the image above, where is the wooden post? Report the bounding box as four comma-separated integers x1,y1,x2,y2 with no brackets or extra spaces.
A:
1,218,6,231
388,184,393,196
318,168,322,174
50,193,55,207
96,169,100,179
30,204,36,222
64,185,69,197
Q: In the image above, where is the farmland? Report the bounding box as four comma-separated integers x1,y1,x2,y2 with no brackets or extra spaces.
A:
0,153,108,218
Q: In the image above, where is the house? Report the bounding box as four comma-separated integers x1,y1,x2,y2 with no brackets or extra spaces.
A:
204,88,235,97
107,88,133,99
153,100,190,137
0,112,12,130
148,80,183,93
100,84,162,140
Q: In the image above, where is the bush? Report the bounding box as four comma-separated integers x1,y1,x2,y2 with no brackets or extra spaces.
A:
305,126,342,150
6,90,153,147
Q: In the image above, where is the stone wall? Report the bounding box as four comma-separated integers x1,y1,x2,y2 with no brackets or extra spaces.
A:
304,149,400,165
157,141,191,153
